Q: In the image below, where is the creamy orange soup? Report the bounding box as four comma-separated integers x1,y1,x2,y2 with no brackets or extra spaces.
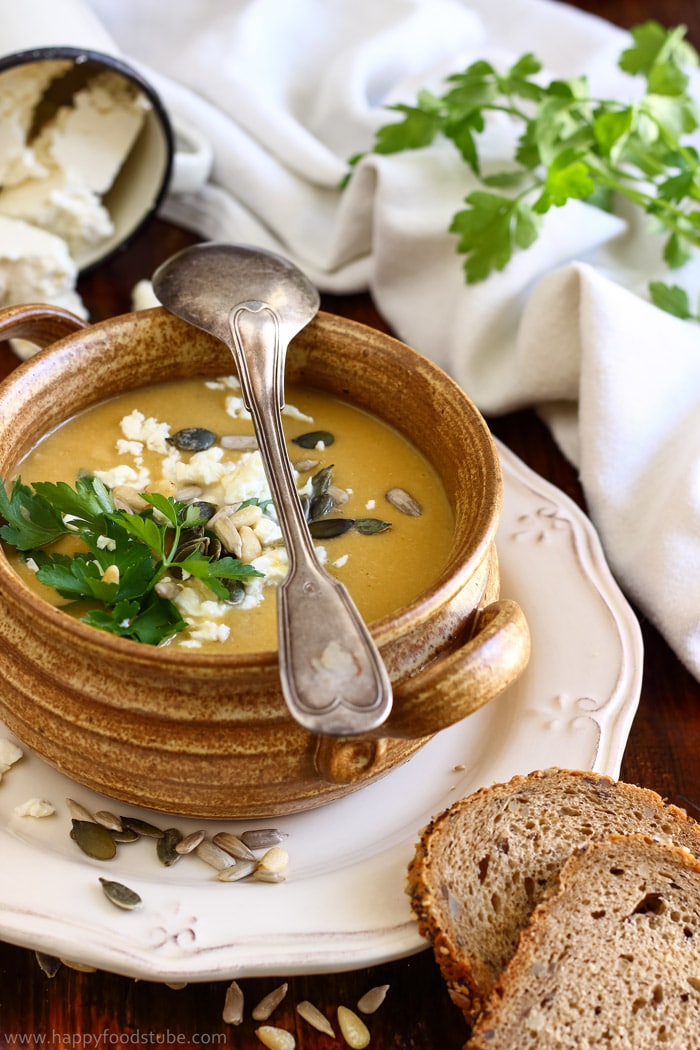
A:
7,376,454,653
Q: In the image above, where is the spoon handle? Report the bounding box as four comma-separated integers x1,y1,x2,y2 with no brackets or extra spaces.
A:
228,302,393,736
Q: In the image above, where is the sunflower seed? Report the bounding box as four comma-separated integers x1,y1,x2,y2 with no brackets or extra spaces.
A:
357,984,390,1014
99,878,143,911
327,484,349,506
385,486,422,517
111,485,148,512
167,427,217,451
252,982,288,1021
93,810,123,832
240,828,288,850
222,979,244,1025
212,832,255,861
337,1005,370,1048
157,827,183,866
66,797,94,822
292,430,334,449
175,484,204,502
195,839,236,871
215,859,256,882
255,847,289,875
71,819,117,860
255,1025,295,1050
110,827,141,844
296,1000,335,1037
252,870,287,884
35,951,61,978
220,434,259,451
292,457,320,473
175,829,206,855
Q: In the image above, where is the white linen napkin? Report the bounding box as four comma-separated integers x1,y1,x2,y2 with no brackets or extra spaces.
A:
86,0,700,680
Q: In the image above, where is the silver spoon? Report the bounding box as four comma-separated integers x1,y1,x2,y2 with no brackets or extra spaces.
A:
153,242,392,736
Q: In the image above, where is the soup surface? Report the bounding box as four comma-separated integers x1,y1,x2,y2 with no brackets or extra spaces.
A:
7,376,454,653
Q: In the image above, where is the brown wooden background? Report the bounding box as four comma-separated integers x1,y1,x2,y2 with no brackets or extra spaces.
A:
1,2,699,1046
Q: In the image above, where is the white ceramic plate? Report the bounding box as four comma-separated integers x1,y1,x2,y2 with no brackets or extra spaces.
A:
0,442,643,981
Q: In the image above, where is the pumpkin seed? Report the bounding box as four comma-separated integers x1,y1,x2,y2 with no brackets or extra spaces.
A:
222,579,246,604
120,816,164,838
222,979,244,1025
337,1006,370,1049
157,827,183,866
357,984,390,1014
212,831,255,861
308,517,355,539
191,500,217,522
70,819,117,860
292,430,334,449
310,464,334,496
353,517,391,535
252,982,289,1021
99,877,143,911
385,486,422,517
308,492,334,521
167,427,217,451
296,1000,335,1037
35,951,61,978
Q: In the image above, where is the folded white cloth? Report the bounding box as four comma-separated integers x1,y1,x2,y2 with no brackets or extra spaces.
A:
87,0,700,680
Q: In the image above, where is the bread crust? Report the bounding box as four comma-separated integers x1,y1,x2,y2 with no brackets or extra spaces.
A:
405,768,700,1028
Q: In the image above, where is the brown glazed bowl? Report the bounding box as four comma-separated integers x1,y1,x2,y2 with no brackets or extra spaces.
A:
0,303,530,817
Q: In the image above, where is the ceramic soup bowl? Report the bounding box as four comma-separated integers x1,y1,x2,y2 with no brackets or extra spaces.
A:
0,303,530,817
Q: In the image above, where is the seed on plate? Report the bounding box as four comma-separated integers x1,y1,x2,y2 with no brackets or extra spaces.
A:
99,877,143,911
93,810,123,831
110,826,140,843
385,486,422,517
337,1005,370,1049
167,427,217,451
120,816,164,838
252,870,287,884
222,979,244,1025
71,819,117,860
220,434,259,451
175,829,206,854
195,839,236,871
216,858,256,882
157,827,183,866
66,797,94,822
296,1000,335,1037
252,982,288,1020
357,984,390,1014
0,738,23,766
240,828,288,850
35,951,61,978
212,831,255,861
255,847,289,875
255,1025,295,1050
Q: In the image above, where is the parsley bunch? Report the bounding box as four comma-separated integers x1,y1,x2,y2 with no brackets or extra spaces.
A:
0,475,261,646
345,21,700,318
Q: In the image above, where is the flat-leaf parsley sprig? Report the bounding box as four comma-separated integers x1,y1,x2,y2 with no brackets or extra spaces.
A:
344,21,700,315
0,475,262,646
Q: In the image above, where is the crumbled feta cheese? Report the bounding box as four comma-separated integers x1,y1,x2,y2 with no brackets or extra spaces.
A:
333,554,349,568
116,438,144,457
225,394,252,420
14,797,56,818
93,463,150,489
282,403,313,422
0,738,23,767
96,535,117,551
119,410,171,454
365,498,376,509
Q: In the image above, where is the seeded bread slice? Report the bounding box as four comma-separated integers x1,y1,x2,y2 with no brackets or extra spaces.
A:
405,768,700,1026
466,834,700,1049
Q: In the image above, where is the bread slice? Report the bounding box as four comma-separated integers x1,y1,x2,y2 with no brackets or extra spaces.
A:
405,768,700,1025
466,834,700,1049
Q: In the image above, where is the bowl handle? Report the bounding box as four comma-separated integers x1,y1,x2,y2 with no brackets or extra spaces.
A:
384,598,530,739
0,303,88,347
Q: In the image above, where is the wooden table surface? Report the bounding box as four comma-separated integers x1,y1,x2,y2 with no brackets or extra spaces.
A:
1,1,699,1046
